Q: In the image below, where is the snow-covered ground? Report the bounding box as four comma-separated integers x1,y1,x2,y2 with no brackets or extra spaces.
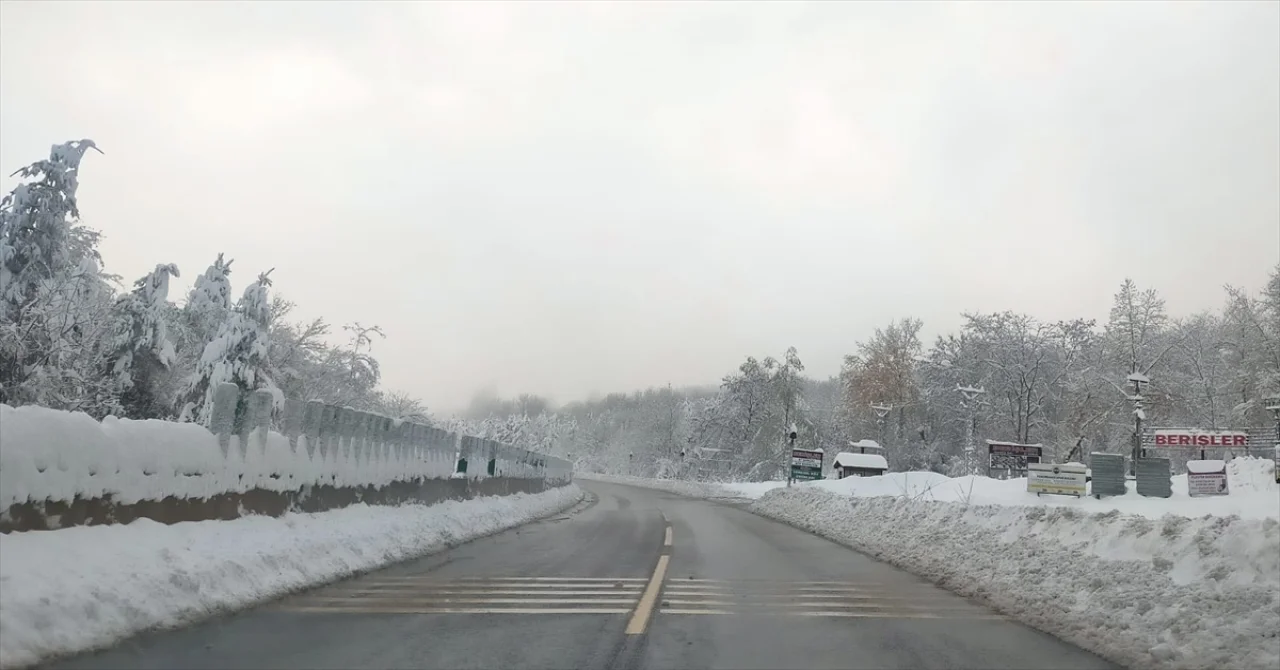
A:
0,484,583,669
598,460,1280,670
720,458,1280,521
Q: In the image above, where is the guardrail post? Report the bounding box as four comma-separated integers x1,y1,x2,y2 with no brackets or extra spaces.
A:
320,404,340,463
338,407,356,466
303,400,323,458
210,382,239,457
248,390,273,455
354,411,371,469
283,399,304,451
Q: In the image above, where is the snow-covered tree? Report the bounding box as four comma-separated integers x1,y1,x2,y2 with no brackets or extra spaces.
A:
1106,278,1172,378
0,139,119,414
840,317,923,443
105,263,181,418
185,253,234,340
180,269,277,425
1218,266,1280,425
0,139,104,317
370,390,430,423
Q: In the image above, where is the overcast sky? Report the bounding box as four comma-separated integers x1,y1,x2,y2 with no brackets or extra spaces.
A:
1,1,1277,413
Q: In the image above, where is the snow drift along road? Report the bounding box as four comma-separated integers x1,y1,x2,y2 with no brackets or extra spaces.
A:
0,484,584,669
751,485,1278,670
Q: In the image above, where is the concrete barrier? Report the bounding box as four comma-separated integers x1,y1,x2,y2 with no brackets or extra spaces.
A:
0,383,573,533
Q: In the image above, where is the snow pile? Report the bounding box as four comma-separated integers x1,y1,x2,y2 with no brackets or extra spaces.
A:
0,484,583,668
0,404,571,509
662,457,1280,521
749,486,1279,670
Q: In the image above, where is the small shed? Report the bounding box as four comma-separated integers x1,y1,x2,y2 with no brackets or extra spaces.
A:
832,452,889,479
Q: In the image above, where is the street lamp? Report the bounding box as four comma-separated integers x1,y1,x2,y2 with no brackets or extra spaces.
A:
1127,371,1150,475
955,385,986,475
785,423,799,488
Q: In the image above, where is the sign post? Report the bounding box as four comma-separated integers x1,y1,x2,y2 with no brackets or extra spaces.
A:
986,441,1043,479
790,447,825,482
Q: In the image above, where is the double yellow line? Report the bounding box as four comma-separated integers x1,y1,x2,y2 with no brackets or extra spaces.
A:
624,512,673,635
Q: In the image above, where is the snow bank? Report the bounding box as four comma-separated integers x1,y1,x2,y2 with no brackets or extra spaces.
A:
750,487,1279,670
0,484,583,669
0,404,571,509
683,458,1280,521
600,461,1280,670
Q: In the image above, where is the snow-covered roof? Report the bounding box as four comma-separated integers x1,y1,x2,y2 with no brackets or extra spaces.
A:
1186,459,1226,474
833,452,889,470
848,439,883,450
985,440,1045,448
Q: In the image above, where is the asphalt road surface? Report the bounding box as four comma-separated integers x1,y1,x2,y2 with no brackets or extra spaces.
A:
47,480,1120,670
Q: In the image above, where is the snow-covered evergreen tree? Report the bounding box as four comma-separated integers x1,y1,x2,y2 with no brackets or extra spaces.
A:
185,253,234,340
0,139,103,316
0,139,119,413
180,269,277,425
106,263,181,418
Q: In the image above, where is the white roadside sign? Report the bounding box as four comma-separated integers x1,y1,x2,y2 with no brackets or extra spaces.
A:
1186,459,1230,497
1027,462,1088,497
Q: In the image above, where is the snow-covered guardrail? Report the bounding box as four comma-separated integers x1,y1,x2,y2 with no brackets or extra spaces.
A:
0,383,573,532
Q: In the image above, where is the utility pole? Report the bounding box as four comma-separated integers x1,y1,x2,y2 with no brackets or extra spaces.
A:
871,403,893,446
955,385,985,475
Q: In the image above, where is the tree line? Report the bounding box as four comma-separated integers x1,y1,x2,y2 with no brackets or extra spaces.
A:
0,139,427,423
451,277,1278,481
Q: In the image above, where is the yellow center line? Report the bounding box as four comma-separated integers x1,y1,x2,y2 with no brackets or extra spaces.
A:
626,555,670,635
625,519,673,636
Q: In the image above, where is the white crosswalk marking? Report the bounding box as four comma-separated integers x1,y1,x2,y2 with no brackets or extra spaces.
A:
657,580,1006,620
273,576,1004,621
274,576,644,615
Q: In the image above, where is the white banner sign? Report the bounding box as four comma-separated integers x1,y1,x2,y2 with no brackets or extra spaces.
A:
1027,463,1088,497
1186,460,1230,497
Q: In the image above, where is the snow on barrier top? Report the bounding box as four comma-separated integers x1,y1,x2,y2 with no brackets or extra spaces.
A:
0,383,573,508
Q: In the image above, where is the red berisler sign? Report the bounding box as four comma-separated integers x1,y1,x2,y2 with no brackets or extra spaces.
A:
1152,430,1248,448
